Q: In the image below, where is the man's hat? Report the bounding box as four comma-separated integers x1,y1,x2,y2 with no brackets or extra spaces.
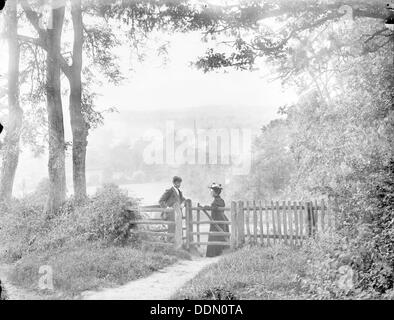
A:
173,176,182,183
209,182,223,190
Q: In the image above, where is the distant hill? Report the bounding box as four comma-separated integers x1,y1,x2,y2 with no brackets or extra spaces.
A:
12,104,282,197
89,104,280,147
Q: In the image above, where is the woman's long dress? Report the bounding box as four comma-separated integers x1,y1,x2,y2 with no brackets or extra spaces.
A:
206,196,229,257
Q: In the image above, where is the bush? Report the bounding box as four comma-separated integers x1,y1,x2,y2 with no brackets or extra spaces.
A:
325,159,394,297
355,159,394,294
73,183,140,245
0,198,48,262
0,183,140,262
296,233,362,299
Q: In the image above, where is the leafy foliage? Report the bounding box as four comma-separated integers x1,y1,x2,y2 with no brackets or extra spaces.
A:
201,1,393,297
193,1,389,72
0,183,141,263
75,183,140,245
240,118,295,199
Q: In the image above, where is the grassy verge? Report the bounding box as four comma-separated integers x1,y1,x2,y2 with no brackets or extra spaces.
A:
8,242,189,298
0,183,191,299
173,244,309,300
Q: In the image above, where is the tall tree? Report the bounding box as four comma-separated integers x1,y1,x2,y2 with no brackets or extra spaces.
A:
21,0,92,211
44,5,66,214
21,0,68,213
69,0,87,201
0,0,23,202
21,0,122,202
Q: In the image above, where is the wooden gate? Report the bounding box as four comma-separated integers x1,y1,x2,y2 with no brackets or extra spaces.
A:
128,203,183,249
129,198,337,251
183,199,234,250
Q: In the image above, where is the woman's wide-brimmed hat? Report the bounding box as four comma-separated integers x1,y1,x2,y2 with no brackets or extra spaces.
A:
209,182,223,190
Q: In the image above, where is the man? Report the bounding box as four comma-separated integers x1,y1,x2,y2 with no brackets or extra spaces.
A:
159,176,185,233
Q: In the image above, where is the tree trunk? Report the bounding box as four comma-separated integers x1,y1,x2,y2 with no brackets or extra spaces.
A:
0,1,23,203
69,0,88,201
45,6,66,215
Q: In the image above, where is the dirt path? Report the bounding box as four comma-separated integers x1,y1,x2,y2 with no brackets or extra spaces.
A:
81,256,220,300
0,244,50,300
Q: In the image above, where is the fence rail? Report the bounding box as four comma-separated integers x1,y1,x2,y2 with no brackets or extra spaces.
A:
130,198,338,251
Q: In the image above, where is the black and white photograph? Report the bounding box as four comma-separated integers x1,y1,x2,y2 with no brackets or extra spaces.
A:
0,0,393,305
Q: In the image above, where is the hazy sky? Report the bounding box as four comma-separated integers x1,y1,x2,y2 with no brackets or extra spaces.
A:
95,31,296,112
0,20,297,195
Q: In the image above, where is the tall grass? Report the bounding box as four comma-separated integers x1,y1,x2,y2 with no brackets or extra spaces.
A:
174,244,308,300
9,243,185,297
0,183,190,298
174,233,394,300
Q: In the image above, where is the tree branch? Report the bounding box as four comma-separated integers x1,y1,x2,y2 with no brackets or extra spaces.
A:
20,0,48,41
17,34,72,79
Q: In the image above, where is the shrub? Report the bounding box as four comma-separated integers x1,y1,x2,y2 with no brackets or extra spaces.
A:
0,198,48,262
74,183,140,245
297,233,359,299
0,183,140,261
355,159,394,294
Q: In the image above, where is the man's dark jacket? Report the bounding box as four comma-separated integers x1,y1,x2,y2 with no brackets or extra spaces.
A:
159,186,185,209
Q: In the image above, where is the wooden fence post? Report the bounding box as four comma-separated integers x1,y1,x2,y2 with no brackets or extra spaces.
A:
299,201,304,244
185,199,192,250
197,202,201,248
276,201,281,242
259,200,264,246
237,201,245,246
230,201,237,250
288,200,294,247
293,201,299,247
283,201,288,245
253,200,258,244
245,201,251,243
174,203,183,249
307,201,312,237
271,200,276,244
321,198,326,233
265,200,271,246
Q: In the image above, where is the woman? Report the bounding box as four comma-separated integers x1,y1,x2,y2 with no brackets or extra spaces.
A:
206,183,229,257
